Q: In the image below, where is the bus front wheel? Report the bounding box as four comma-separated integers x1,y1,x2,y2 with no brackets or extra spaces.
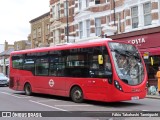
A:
24,83,32,96
71,86,84,103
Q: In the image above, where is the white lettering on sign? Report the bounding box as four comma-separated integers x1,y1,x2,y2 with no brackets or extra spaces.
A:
49,79,54,87
128,38,146,45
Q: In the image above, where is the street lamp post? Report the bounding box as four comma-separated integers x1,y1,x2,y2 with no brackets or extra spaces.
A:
66,0,69,43
113,0,116,26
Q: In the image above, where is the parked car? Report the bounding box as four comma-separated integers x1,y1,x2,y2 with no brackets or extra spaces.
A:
0,73,9,86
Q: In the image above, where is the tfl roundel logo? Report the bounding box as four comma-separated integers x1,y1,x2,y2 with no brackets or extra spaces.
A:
49,79,54,87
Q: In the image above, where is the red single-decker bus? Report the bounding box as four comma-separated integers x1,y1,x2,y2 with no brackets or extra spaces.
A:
9,39,148,102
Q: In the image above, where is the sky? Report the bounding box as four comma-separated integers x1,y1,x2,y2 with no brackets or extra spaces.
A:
0,0,50,45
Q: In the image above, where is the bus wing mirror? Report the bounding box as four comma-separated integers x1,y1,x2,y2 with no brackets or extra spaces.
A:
98,55,103,64
151,57,154,65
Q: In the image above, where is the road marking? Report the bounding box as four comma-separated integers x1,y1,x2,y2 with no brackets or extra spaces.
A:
1,92,31,98
55,105,92,107
142,110,149,111
37,99,58,102
29,100,68,111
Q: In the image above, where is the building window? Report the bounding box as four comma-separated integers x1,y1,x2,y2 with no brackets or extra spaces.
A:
86,20,90,37
79,22,83,39
53,30,56,43
33,29,36,39
106,0,110,3
46,24,50,34
52,6,55,18
106,15,110,25
56,29,60,43
53,29,60,44
79,0,82,10
57,3,61,19
143,2,151,26
131,6,138,28
64,27,67,35
95,0,100,4
86,0,89,7
64,1,69,17
95,18,101,36
117,12,122,33
37,27,41,37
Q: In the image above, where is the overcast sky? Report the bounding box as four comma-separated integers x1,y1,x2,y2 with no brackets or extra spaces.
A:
0,0,50,45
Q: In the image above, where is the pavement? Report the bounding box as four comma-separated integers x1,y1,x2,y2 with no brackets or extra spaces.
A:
146,86,160,99
146,94,160,99
146,91,160,99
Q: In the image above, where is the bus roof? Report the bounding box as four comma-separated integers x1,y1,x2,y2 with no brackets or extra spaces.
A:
10,38,125,55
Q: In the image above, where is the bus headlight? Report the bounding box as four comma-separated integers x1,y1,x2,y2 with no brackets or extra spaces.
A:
114,80,123,91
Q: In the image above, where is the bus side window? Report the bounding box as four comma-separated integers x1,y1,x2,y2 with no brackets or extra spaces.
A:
65,48,89,77
23,53,35,75
12,55,24,69
35,52,49,76
104,55,112,71
49,50,66,77
89,46,112,78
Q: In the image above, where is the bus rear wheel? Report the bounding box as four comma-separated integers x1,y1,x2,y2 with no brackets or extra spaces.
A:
71,87,84,103
24,83,32,96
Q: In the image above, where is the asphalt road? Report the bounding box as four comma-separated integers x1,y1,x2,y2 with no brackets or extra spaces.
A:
0,86,160,120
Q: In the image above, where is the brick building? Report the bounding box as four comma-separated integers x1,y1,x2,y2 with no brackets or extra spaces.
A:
49,0,160,45
49,0,75,45
30,12,50,48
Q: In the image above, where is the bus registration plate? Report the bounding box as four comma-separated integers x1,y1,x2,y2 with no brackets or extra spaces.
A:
131,96,139,100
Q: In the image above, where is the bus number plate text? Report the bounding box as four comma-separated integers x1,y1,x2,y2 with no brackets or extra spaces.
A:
131,96,139,100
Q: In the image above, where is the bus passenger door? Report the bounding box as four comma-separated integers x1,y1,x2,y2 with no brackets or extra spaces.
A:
85,76,110,100
85,47,112,100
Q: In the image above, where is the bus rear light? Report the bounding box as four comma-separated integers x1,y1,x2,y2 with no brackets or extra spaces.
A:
114,80,123,92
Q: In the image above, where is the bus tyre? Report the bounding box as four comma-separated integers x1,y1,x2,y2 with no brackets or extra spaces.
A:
71,87,84,103
24,84,32,96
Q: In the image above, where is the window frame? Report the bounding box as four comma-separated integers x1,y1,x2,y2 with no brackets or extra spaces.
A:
64,1,69,17
131,6,139,29
52,5,55,19
95,18,102,36
79,0,82,10
86,0,89,7
57,3,61,19
86,20,90,37
79,22,83,39
143,2,152,26
33,29,36,39
95,0,100,4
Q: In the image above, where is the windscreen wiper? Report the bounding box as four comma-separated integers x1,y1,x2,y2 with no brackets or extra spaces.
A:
124,50,141,61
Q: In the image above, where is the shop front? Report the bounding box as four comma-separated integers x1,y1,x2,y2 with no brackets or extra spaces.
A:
111,26,160,87
0,48,14,76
